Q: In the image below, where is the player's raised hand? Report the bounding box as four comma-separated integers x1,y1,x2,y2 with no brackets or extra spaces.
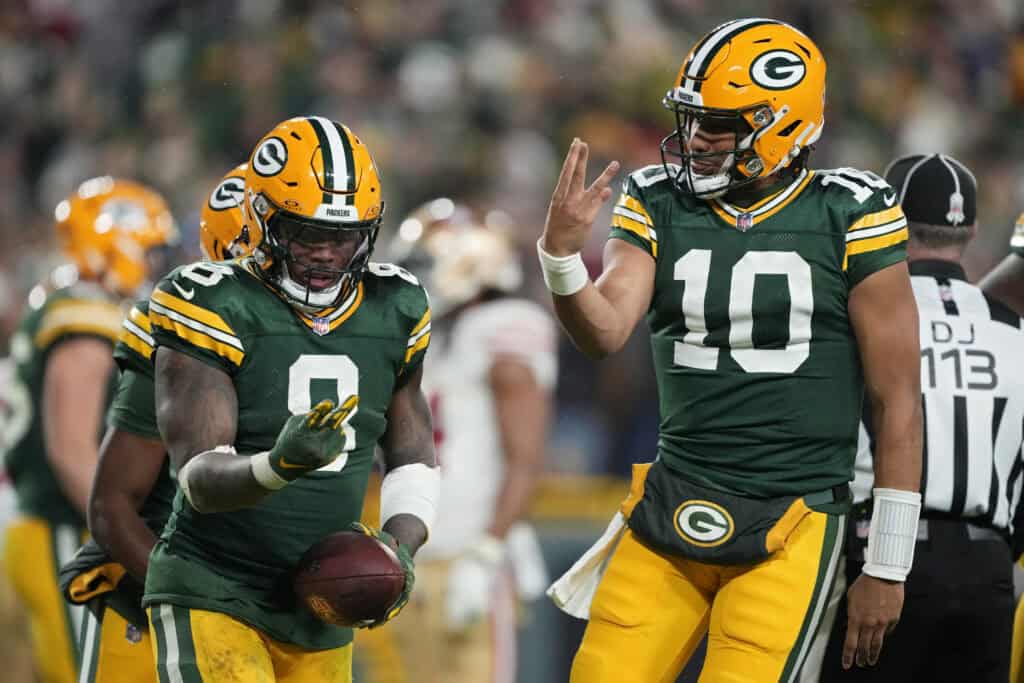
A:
541,138,620,256
267,396,358,481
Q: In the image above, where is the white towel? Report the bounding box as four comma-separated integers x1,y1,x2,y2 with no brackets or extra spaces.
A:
546,512,626,620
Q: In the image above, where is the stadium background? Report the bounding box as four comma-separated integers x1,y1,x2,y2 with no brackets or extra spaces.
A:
0,0,1022,681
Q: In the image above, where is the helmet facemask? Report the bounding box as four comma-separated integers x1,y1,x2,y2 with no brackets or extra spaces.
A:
257,197,381,310
660,96,777,200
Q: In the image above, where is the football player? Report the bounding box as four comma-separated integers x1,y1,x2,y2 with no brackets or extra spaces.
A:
979,211,1024,315
540,19,923,681
373,200,556,683
145,116,440,683
3,177,178,683
57,164,253,682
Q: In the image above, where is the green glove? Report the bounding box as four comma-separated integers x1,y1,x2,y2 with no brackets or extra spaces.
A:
348,522,415,628
267,396,357,482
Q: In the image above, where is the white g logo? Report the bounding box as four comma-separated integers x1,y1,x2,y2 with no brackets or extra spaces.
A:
750,50,806,90
674,500,734,547
208,177,245,211
252,137,288,177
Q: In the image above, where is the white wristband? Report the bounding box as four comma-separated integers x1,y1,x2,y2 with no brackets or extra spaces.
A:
381,463,441,538
863,487,922,582
537,239,589,296
250,451,289,491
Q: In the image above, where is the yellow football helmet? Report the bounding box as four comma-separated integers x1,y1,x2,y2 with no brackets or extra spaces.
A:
661,18,826,198
244,116,384,309
199,164,259,261
54,176,179,297
389,198,522,317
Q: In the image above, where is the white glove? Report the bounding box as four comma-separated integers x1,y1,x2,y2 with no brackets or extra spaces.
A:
444,534,504,632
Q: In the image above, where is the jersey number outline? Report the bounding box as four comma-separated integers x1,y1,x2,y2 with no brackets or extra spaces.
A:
673,250,813,374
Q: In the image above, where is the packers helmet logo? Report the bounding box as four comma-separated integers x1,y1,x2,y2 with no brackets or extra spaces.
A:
253,137,288,177
208,177,245,211
749,50,806,90
674,500,734,547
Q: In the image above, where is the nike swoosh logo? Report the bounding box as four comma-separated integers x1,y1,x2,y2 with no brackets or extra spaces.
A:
171,280,195,300
883,193,896,207
277,459,308,470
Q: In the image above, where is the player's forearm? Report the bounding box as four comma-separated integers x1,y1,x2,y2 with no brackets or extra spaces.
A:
89,493,157,581
868,390,922,492
488,463,540,539
553,282,631,359
177,449,271,513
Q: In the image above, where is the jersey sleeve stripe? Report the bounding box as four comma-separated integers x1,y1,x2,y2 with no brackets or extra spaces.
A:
128,306,152,333
844,227,908,258
404,331,431,364
618,195,654,224
35,300,122,349
119,321,155,361
150,309,245,366
611,215,659,257
409,309,432,337
847,205,905,233
407,322,431,349
845,218,907,243
151,289,237,337
149,302,243,350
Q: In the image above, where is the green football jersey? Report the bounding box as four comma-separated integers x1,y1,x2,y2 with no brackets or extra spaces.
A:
107,299,176,538
610,165,908,498
142,259,431,650
4,282,123,527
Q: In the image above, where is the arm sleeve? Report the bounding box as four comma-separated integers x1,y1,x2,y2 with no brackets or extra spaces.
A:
148,268,245,375
844,191,909,288
106,367,161,440
608,171,658,259
113,303,154,374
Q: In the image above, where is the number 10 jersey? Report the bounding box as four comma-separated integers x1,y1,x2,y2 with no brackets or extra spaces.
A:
610,165,908,498
143,259,431,650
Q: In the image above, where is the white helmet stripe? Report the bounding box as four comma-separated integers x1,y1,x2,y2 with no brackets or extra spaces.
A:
309,115,351,200
684,18,775,90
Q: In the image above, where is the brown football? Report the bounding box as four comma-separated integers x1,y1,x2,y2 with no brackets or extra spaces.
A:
293,530,405,627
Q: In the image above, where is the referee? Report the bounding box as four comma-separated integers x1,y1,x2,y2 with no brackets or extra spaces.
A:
814,154,1024,682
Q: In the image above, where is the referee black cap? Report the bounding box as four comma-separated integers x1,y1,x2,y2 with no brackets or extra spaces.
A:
883,153,977,227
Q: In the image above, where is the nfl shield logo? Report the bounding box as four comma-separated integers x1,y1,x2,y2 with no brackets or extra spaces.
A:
312,317,330,336
736,213,754,232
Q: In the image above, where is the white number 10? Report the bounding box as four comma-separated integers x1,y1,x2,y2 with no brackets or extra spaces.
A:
674,250,813,374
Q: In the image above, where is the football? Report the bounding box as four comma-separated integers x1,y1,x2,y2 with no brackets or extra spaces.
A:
293,530,405,627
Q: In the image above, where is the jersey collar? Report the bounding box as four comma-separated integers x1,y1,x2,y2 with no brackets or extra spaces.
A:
908,259,967,281
709,169,815,231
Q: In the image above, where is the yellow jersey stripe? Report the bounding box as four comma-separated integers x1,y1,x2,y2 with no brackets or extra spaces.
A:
843,228,909,269
710,170,815,228
409,307,431,337
611,214,658,258
296,282,365,333
151,289,236,337
128,306,152,333
404,331,431,364
35,300,122,349
619,195,653,225
119,327,154,361
149,311,245,366
847,206,904,233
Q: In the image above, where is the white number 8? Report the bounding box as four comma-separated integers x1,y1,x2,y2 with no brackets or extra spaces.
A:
287,355,359,472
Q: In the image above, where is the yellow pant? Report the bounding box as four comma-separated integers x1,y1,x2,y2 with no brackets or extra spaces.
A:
3,517,86,683
573,513,845,683
79,601,155,682
362,559,517,683
148,605,352,682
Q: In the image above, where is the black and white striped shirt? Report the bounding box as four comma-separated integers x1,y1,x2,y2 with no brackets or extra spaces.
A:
853,260,1024,539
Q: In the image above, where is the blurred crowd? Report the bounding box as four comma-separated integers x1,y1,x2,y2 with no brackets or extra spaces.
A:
2,0,1023,476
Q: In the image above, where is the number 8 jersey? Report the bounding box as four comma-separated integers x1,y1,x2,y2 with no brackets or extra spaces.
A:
143,258,430,650
611,164,907,498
